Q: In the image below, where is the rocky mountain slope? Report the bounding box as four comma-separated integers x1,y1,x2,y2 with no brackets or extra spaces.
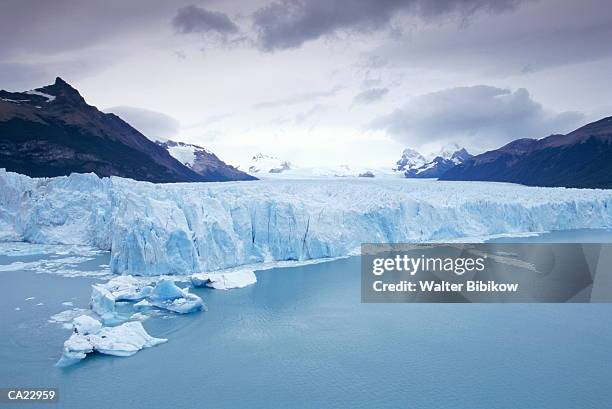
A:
157,140,255,181
0,78,250,183
440,117,612,189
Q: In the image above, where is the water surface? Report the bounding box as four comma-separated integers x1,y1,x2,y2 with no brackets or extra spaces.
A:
1,230,611,409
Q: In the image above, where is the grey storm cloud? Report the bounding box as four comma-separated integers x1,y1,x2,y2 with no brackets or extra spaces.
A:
172,5,239,35
252,0,523,51
372,0,612,75
0,0,176,87
353,88,389,104
370,85,584,150
104,106,181,142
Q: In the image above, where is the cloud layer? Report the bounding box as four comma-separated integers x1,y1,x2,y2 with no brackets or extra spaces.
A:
353,88,389,105
370,85,584,150
105,106,181,142
172,5,239,35
252,0,523,51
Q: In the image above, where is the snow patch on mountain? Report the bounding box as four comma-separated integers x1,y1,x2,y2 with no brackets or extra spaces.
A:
25,89,56,102
167,144,196,166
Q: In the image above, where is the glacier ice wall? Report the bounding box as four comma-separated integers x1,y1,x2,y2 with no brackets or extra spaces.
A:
2,169,612,276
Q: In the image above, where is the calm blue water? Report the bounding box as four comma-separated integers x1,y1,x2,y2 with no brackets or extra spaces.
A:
1,230,612,409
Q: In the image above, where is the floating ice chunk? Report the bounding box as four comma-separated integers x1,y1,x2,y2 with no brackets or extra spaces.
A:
49,308,92,329
101,275,152,301
138,280,204,314
73,315,102,335
56,316,167,367
149,279,185,300
25,297,35,301
90,285,116,323
93,322,167,356
62,301,74,307
191,270,257,290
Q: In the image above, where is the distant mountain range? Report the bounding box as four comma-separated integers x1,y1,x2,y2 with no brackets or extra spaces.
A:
0,77,253,183
247,153,293,174
440,117,612,189
394,144,473,178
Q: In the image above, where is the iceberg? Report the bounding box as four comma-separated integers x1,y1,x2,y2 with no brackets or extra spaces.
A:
89,276,203,317
90,284,117,324
2,169,612,276
56,315,167,367
192,270,257,290
137,280,204,314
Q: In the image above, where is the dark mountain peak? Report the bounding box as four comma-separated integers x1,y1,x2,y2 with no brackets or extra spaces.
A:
54,76,69,86
36,77,85,105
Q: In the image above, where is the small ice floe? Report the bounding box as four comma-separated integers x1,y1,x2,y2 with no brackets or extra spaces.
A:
36,302,44,306
134,280,204,314
191,270,257,290
49,308,92,329
62,301,74,307
25,297,36,301
56,315,167,367
15,307,21,311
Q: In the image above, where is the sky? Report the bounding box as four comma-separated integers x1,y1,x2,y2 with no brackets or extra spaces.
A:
1,0,612,168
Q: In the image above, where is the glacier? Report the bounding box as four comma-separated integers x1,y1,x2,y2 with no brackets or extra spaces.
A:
2,169,612,276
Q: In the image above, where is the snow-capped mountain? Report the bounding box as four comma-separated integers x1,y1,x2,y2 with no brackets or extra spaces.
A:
404,145,472,178
441,116,612,188
157,140,255,181
393,148,427,172
247,153,292,174
0,77,251,183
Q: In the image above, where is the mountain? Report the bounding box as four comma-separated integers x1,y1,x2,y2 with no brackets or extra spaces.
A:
404,145,472,178
247,153,292,174
440,117,612,189
157,140,255,181
393,148,426,172
0,77,246,183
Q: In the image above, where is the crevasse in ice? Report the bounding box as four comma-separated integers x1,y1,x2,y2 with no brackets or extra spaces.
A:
2,169,612,276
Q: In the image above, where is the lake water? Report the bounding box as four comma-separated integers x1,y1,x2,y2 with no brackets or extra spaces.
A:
1,230,612,409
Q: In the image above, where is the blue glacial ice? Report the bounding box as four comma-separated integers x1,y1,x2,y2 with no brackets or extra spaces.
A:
2,169,612,276
135,280,204,314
